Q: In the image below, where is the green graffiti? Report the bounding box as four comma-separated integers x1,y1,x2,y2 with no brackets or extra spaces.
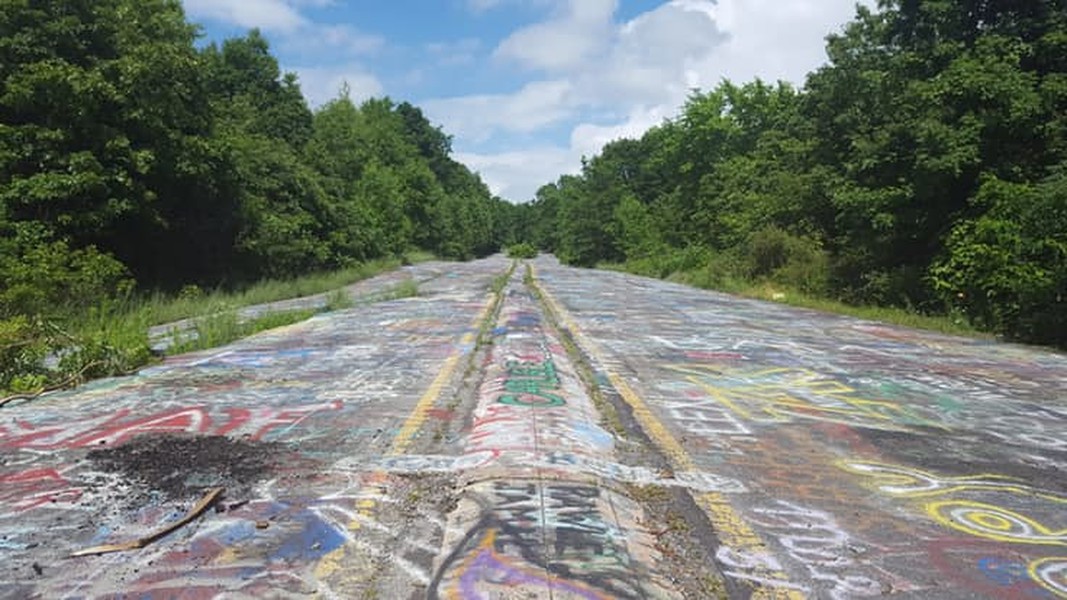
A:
498,391,566,407
504,378,558,394
498,359,566,407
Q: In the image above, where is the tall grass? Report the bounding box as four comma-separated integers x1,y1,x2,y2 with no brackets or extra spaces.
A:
139,257,403,326
170,308,318,354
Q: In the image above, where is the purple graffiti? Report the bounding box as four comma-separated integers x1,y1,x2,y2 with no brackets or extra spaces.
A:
459,548,607,600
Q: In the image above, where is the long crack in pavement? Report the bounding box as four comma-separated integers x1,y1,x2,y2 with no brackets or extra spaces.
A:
2,254,1067,599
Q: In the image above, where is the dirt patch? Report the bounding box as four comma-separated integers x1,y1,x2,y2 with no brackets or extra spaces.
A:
87,433,283,501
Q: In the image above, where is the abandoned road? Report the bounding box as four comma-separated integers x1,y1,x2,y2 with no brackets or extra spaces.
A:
1,256,1066,599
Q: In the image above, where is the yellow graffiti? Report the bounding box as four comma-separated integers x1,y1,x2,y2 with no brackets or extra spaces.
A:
665,363,945,430
926,500,1067,546
839,461,1066,503
531,268,802,600
1029,556,1067,598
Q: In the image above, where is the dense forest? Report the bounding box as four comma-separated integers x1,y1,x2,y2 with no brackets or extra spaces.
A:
0,0,508,393
505,0,1067,348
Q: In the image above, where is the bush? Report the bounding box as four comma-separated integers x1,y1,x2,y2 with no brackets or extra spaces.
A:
0,223,149,395
0,223,132,319
507,243,538,259
931,173,1067,346
743,226,829,294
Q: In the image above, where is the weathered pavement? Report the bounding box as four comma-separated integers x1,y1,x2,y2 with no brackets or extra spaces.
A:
532,256,1067,599
2,256,1066,599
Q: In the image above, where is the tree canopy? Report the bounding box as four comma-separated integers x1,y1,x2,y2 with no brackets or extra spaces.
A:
1,0,506,304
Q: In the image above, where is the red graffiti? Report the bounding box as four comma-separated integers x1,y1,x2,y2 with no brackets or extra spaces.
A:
0,401,344,450
0,468,83,511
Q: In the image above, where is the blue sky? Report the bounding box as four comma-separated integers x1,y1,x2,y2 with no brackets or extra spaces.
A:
182,0,865,202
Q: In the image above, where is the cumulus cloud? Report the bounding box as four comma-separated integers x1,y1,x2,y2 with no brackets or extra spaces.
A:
423,80,573,142
455,147,582,202
426,38,482,67
294,65,384,107
570,105,674,157
183,0,307,32
434,0,865,201
493,0,616,72
183,0,865,203
282,24,385,57
183,0,381,57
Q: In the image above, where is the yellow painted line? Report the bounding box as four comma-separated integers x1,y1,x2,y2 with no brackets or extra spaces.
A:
531,266,803,600
391,293,496,455
315,284,501,582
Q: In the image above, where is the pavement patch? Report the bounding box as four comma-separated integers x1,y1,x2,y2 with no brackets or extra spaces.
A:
86,433,282,502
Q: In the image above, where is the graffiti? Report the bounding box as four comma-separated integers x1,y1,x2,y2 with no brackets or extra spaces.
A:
840,461,1065,502
0,401,343,450
841,462,1067,525
736,500,882,598
431,482,663,599
343,450,745,495
457,534,608,600
1031,557,1067,598
927,501,1066,545
924,540,1062,598
663,363,942,431
495,356,565,407
845,461,1067,597
977,556,1066,598
0,468,83,512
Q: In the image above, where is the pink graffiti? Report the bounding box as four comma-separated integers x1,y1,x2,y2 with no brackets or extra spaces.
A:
0,468,83,511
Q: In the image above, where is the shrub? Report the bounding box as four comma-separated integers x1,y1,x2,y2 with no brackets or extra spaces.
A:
743,226,830,294
931,173,1067,346
507,243,538,259
0,223,132,319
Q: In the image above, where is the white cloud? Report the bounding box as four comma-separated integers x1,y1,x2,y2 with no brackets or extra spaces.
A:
423,80,573,142
294,65,384,107
692,0,864,85
570,105,672,157
493,0,616,72
455,147,581,202
466,0,504,13
282,24,385,57
183,0,307,32
183,0,383,58
465,0,555,14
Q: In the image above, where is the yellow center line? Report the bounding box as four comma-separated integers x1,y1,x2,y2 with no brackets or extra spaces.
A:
531,265,803,600
315,286,499,583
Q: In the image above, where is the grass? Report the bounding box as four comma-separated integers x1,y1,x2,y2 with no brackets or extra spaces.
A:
490,262,515,295
678,274,986,337
382,279,419,301
166,277,421,354
139,257,406,326
170,309,318,354
602,259,986,339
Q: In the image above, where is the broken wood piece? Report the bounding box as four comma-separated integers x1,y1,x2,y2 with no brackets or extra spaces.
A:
69,487,224,558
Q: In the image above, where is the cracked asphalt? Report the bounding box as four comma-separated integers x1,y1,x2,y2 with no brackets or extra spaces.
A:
1,255,1065,599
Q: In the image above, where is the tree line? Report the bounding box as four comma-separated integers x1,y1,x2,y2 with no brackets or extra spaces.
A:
504,0,1067,348
1,0,508,320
